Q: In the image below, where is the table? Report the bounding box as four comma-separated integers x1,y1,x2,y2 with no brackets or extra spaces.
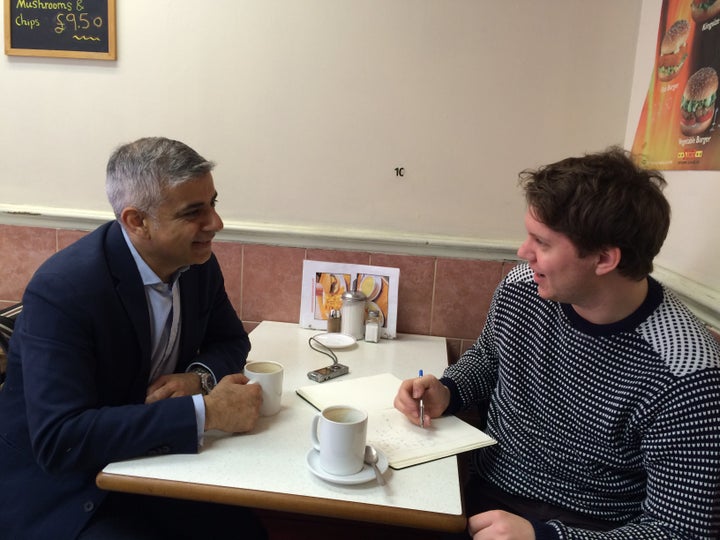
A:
97,321,466,533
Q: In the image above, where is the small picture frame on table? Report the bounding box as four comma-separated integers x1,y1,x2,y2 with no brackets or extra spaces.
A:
299,260,400,339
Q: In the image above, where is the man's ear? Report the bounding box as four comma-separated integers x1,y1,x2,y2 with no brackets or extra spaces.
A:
120,207,149,238
595,246,621,276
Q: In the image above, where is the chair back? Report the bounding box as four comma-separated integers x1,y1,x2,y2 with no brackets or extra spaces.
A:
0,303,22,386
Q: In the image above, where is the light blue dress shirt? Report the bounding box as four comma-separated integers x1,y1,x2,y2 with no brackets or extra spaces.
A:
121,227,206,444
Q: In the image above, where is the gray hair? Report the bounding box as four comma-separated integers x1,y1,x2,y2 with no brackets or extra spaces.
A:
105,137,215,218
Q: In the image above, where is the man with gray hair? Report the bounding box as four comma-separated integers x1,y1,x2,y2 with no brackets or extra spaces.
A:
0,137,267,539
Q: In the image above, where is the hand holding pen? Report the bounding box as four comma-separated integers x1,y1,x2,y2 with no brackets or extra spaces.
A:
393,371,451,428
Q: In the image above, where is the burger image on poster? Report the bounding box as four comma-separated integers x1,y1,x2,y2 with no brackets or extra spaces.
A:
691,0,720,23
680,67,718,136
657,19,689,82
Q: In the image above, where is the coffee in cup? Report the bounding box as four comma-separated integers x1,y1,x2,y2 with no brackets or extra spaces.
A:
310,405,367,476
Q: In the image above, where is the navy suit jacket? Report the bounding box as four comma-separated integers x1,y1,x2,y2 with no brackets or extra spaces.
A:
0,221,250,540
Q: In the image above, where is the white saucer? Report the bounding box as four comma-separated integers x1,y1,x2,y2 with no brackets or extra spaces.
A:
306,448,389,485
313,333,356,349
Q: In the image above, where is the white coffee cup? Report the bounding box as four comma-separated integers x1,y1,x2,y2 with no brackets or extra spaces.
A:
243,361,284,416
310,405,367,476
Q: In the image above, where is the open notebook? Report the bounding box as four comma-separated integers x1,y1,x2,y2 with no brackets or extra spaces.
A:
296,373,496,469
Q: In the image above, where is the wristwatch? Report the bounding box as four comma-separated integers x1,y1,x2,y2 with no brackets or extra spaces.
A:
190,366,215,395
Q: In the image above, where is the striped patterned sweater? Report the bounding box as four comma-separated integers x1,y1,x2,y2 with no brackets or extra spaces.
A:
442,263,720,539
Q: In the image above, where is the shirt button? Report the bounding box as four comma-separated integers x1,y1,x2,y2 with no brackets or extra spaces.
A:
83,501,95,512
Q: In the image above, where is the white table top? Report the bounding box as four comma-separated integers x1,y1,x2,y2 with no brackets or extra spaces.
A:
98,321,465,532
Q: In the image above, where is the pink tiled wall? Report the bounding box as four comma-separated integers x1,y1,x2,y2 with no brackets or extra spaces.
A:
0,224,516,363
3,223,719,360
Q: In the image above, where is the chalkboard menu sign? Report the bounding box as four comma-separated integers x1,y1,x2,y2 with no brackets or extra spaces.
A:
4,0,116,60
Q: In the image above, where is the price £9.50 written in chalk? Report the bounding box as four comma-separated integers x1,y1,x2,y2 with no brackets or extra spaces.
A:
55,12,105,35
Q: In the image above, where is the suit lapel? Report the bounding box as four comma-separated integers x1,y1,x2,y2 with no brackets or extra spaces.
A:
104,221,153,382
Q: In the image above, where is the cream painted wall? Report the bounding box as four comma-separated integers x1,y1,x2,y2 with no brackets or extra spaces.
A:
11,3,715,318
625,1,720,295
1,1,640,243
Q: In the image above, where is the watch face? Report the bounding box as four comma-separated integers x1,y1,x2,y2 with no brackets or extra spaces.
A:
201,373,214,394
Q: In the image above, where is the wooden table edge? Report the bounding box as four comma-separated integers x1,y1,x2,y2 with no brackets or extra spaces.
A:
96,472,467,533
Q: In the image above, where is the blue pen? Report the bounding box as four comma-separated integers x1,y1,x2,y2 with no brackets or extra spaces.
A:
418,369,425,428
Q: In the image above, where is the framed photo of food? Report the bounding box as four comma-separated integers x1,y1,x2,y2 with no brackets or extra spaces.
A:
299,260,399,338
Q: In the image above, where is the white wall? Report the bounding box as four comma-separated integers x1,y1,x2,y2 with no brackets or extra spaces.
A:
625,1,720,320
2,0,639,243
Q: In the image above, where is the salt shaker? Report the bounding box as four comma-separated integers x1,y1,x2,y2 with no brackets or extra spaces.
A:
341,288,366,340
364,310,380,343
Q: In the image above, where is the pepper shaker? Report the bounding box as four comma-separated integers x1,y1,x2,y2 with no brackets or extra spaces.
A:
327,309,341,333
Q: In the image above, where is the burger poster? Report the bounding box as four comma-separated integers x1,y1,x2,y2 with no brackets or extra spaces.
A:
632,0,720,170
